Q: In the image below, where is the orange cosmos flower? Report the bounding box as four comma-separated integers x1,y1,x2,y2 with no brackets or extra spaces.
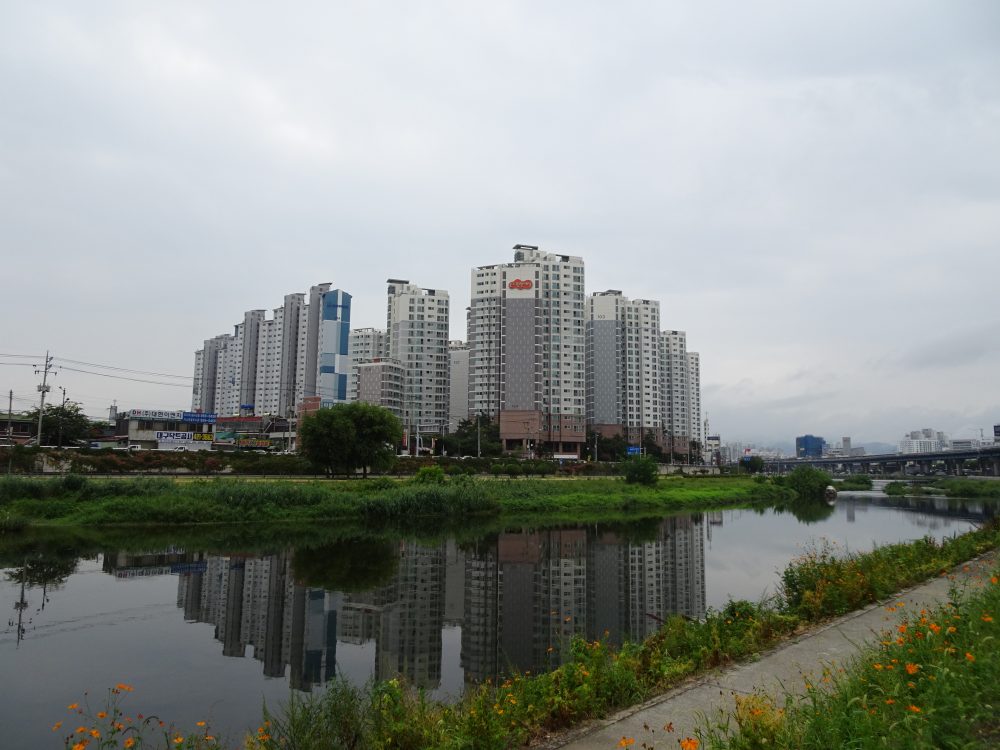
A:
618,738,635,748
897,624,908,634
125,740,136,749
982,615,993,623
680,738,700,750
97,712,107,719
68,704,80,710
196,721,206,727
966,652,976,662
908,705,921,713
905,663,919,675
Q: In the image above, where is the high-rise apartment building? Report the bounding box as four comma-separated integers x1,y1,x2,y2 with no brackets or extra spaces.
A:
468,245,586,457
254,294,307,416
448,340,470,433
192,284,352,417
315,289,352,404
687,351,702,449
386,280,450,441
586,291,662,444
347,327,388,400
191,333,234,413
355,359,404,418
661,330,691,454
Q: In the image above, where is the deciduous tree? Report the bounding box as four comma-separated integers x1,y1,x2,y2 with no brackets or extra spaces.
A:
298,402,402,477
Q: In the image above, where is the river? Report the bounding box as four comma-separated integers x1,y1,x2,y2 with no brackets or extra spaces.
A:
1,493,994,747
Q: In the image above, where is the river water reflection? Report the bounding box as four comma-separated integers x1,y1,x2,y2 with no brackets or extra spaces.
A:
2,494,995,747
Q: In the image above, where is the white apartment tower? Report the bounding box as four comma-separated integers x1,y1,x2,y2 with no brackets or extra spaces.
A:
254,309,284,416
386,280,450,441
468,245,586,457
214,325,244,416
687,352,702,449
254,293,306,416
586,291,662,444
192,284,351,417
448,340,471,433
348,327,389,400
191,333,233,413
661,330,691,454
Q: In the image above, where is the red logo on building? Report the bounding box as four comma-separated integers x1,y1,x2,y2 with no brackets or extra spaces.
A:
508,278,533,290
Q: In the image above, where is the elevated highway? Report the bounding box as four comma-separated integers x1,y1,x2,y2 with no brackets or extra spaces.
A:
766,445,1000,476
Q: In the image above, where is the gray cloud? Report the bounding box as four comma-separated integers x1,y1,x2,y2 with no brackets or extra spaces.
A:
2,1,998,441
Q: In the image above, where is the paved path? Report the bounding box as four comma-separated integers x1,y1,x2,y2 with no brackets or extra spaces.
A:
546,551,997,750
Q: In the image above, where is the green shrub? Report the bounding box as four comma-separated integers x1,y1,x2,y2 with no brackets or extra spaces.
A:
621,455,659,486
785,466,832,501
412,466,447,484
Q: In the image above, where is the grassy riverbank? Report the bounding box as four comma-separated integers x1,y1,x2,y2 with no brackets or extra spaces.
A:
0,474,794,528
886,478,1000,499
701,559,1000,749
53,523,1000,750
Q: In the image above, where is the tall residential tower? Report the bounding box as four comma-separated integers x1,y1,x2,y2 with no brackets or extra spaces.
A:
468,245,586,457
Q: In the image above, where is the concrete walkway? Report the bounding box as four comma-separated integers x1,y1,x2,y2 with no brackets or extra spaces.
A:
546,551,998,750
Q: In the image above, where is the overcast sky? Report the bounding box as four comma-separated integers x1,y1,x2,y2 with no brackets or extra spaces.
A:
3,1,998,447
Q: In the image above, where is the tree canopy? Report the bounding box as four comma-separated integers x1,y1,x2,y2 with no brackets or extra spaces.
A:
439,415,502,458
298,402,402,477
22,401,94,446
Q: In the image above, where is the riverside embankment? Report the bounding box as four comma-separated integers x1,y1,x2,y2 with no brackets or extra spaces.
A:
0,474,794,528
552,549,999,750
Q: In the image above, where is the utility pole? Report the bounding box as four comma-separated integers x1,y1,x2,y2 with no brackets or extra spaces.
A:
57,386,67,448
6,390,12,475
34,351,54,447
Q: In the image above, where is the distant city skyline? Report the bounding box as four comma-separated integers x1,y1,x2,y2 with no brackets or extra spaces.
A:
3,2,998,444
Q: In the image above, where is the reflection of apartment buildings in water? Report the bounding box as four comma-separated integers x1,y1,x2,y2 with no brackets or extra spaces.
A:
462,518,706,683
625,516,706,641
174,552,339,692
379,541,446,689
337,540,447,689
168,540,450,692
462,529,590,682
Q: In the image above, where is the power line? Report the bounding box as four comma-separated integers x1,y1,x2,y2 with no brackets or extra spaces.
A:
52,356,191,380
57,366,192,388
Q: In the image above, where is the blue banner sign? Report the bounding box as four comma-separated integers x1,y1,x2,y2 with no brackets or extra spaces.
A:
182,412,217,424
627,446,642,455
